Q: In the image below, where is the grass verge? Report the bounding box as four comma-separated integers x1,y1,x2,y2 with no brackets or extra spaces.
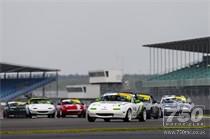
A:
1,126,210,135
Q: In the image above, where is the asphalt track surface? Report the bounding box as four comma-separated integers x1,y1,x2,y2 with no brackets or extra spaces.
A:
1,117,210,139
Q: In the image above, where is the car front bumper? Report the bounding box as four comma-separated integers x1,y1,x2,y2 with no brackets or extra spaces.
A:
163,108,180,115
29,109,55,115
88,110,126,119
62,109,85,115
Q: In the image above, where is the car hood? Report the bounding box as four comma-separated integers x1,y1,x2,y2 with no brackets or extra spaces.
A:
163,103,178,107
89,101,129,109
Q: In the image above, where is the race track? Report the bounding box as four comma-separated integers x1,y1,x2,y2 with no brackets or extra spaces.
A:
1,117,209,139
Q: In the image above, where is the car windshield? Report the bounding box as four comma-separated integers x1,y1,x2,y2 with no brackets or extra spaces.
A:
138,95,151,103
101,95,131,102
62,101,73,105
162,99,176,104
62,99,81,105
8,103,18,107
30,99,51,104
175,97,186,103
8,102,26,107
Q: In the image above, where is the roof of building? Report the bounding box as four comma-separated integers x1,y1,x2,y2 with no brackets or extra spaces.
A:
143,36,210,53
0,62,59,73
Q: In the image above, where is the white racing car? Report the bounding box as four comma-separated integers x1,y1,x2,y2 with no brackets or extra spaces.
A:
161,95,194,116
87,92,147,122
26,98,56,118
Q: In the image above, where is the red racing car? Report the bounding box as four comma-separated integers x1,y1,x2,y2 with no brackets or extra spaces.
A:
57,99,86,118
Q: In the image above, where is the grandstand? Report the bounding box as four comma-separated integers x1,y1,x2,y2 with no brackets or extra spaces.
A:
142,37,210,110
0,63,59,102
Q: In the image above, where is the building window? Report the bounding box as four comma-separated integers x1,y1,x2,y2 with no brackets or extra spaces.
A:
105,71,109,77
67,87,83,92
89,72,105,77
83,87,87,93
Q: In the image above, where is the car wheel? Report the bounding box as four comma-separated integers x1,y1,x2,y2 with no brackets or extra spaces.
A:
61,112,66,118
189,111,192,118
160,109,163,118
153,108,161,119
51,113,55,118
158,108,162,118
82,112,86,118
3,111,8,118
104,119,111,122
123,109,132,122
87,114,96,122
57,111,61,118
139,108,147,122
78,112,86,118
147,109,151,119
27,113,33,118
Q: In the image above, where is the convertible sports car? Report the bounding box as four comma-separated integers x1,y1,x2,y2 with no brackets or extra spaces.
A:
87,92,147,122
57,98,86,118
25,98,56,118
160,96,181,116
3,101,27,118
160,95,194,116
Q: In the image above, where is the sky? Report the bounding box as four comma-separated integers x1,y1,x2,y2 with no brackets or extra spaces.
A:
0,0,210,74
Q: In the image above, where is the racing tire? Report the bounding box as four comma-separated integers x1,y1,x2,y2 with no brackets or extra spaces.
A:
27,113,33,118
123,109,132,122
61,113,66,118
139,108,147,122
78,113,86,118
160,110,163,118
82,112,86,118
147,110,151,119
189,111,192,118
104,119,111,122
87,114,96,122
48,113,55,118
153,108,161,119
57,111,61,118
3,111,8,118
